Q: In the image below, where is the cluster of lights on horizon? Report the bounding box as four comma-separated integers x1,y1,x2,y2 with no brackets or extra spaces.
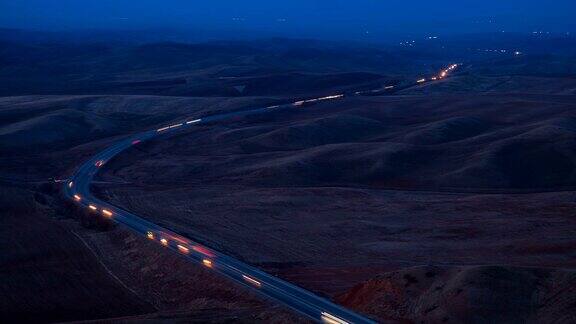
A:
416,63,459,84
475,48,523,55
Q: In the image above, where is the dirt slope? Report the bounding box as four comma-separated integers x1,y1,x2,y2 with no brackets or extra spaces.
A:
338,265,576,324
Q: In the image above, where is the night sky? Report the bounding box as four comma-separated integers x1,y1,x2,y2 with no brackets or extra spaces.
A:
2,1,575,40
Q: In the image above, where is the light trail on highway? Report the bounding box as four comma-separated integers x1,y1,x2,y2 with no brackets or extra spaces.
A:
63,65,459,322
64,94,375,324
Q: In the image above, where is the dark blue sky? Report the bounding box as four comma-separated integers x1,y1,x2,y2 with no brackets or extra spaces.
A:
2,1,575,40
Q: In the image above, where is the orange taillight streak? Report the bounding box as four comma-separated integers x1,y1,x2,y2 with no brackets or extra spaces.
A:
202,259,213,268
177,244,189,253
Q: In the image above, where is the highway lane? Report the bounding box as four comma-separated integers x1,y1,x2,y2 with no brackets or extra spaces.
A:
64,99,376,324
63,63,459,323
353,63,459,96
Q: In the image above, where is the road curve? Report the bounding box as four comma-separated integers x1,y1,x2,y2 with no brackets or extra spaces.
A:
64,97,375,324
64,62,459,323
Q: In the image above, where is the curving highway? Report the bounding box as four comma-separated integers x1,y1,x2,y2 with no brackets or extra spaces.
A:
64,97,376,324
63,63,458,324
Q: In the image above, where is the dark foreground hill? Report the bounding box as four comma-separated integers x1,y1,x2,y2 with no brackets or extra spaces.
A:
338,265,576,323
